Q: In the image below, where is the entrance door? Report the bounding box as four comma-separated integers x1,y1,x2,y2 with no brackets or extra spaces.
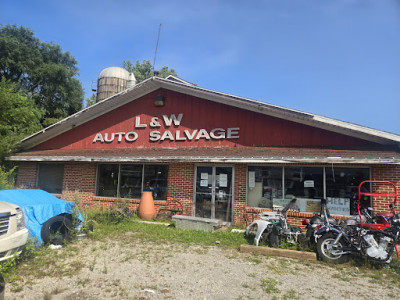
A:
194,166,233,222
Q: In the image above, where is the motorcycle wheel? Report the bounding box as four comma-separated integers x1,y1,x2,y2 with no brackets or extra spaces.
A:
316,233,349,264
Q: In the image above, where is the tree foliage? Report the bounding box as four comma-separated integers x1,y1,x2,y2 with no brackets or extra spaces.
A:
85,93,97,108
0,166,16,190
122,59,177,83
0,77,42,163
0,24,83,126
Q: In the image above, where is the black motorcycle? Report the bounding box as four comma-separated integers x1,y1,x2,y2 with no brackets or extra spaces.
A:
316,181,399,264
302,198,338,244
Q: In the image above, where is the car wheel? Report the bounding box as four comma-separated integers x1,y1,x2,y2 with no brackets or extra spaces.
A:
41,214,73,245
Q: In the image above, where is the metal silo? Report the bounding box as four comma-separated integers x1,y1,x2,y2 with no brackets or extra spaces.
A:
96,67,136,102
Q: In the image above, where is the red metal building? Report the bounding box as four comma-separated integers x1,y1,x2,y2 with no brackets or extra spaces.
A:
10,75,400,226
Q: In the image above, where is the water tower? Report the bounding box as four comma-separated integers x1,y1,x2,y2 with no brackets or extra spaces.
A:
96,67,136,102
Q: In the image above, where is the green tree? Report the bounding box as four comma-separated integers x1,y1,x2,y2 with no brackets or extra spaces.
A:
0,24,83,126
85,93,97,108
0,77,42,163
122,59,177,83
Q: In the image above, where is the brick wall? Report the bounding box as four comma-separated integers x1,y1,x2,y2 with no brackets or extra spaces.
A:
62,162,97,205
16,162,37,188
370,165,400,213
167,163,194,215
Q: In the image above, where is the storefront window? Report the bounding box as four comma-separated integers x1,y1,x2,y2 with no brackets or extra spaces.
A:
284,167,323,199
97,164,119,197
37,163,64,194
284,167,323,212
144,165,169,200
96,164,169,200
120,165,143,199
247,166,369,215
247,167,283,209
326,167,370,215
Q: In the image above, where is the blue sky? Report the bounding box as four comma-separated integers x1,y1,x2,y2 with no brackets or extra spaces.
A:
2,0,399,134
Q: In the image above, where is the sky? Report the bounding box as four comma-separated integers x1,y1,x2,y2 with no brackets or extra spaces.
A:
1,0,400,135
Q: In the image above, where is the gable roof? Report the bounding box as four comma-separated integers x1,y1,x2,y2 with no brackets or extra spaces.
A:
19,76,400,150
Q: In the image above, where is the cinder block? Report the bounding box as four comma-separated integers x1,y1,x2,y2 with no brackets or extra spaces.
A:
172,215,222,232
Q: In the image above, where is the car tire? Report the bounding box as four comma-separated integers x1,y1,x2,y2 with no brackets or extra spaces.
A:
41,214,73,245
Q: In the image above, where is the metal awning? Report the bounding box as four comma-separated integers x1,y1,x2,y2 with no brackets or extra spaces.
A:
9,146,400,165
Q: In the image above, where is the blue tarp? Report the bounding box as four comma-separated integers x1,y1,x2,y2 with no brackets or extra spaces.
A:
0,189,83,244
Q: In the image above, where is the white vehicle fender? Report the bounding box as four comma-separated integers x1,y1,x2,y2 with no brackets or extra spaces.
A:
246,220,273,246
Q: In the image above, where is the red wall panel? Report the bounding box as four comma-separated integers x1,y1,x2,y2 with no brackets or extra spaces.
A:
34,89,372,150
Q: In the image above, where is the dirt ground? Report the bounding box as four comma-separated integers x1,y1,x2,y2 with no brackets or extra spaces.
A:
5,233,400,300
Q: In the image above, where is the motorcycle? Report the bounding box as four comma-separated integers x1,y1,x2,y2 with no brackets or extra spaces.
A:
316,180,399,264
302,198,338,244
245,197,307,248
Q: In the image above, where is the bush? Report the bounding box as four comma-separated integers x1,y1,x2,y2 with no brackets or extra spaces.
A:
0,166,15,189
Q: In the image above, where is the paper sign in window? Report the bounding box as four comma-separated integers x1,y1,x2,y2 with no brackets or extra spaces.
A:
219,174,228,187
304,180,314,188
248,171,255,188
200,179,208,187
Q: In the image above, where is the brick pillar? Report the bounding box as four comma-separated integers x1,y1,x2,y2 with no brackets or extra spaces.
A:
167,163,194,216
16,162,37,188
62,162,97,204
233,164,247,225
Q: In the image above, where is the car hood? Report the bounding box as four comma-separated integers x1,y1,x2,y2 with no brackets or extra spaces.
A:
0,200,20,215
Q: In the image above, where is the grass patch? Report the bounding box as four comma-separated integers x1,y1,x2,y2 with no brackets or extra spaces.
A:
261,278,280,294
87,212,248,249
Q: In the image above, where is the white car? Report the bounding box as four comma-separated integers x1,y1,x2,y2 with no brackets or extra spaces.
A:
0,201,29,261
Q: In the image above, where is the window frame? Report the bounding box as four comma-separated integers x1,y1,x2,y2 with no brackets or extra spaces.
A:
246,165,370,215
96,163,169,200
36,163,65,194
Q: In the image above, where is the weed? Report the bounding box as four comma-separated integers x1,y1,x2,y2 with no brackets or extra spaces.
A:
77,277,90,287
283,289,300,300
89,256,96,271
112,279,121,286
332,272,349,281
261,278,280,294
242,283,256,291
247,256,262,264
194,247,209,255
10,281,23,293
103,259,108,274
279,259,289,269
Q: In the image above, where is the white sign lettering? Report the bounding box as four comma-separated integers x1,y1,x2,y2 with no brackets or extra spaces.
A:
135,116,147,128
327,197,350,215
93,113,240,144
163,114,183,127
92,131,139,143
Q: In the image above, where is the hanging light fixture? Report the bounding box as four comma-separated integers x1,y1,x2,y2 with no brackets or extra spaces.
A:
154,95,165,107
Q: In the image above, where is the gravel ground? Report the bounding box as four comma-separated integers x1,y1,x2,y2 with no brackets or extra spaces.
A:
5,232,400,300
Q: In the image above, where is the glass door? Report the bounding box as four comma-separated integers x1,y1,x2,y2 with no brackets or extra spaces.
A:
195,166,233,222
